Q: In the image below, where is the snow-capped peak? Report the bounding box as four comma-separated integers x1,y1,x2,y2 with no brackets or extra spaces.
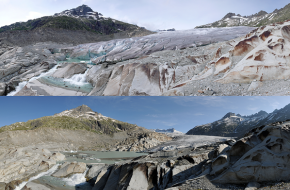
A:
54,5,103,20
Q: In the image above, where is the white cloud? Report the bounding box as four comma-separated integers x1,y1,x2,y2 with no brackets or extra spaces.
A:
26,12,43,20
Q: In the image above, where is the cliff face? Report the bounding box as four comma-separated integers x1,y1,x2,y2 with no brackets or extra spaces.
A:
186,111,268,137
196,3,290,28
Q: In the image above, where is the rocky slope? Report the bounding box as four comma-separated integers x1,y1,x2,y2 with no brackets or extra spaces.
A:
250,103,290,130
19,120,290,190
196,3,290,28
5,7,290,96
186,111,269,137
0,105,172,151
187,103,290,137
0,5,153,46
10,26,255,96
0,146,65,183
12,20,290,96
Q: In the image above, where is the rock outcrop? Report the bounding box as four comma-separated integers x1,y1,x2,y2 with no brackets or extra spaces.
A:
12,26,254,96
14,21,290,96
211,120,290,184
52,162,86,177
0,146,65,183
186,111,268,137
196,3,290,28
82,120,290,190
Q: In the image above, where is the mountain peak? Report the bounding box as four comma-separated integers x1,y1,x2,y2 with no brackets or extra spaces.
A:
222,13,236,20
54,4,102,19
72,4,94,15
222,112,236,119
255,10,268,17
72,105,94,113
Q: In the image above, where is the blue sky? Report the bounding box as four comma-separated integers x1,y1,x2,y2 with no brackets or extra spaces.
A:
0,0,289,30
1,96,290,133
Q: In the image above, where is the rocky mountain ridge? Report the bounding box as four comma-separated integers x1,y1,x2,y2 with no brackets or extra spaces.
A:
186,110,269,137
0,5,153,46
187,103,290,137
0,105,172,151
196,3,290,28
54,4,103,20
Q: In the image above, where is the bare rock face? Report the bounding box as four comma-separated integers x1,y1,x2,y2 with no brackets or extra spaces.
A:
211,121,290,184
49,152,66,161
116,132,172,152
82,121,290,190
86,164,106,182
216,22,290,84
0,147,65,183
52,162,86,177
52,62,87,79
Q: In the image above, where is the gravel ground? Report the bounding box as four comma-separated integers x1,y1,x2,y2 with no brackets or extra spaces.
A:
183,77,290,96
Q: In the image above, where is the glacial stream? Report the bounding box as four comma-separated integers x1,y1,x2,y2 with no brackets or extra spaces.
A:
15,164,60,190
62,150,148,165
15,151,147,190
8,59,94,96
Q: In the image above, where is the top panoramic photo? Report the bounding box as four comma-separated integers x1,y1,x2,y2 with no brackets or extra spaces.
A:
1,0,290,96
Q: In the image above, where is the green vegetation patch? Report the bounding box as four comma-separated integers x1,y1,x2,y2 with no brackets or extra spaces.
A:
0,115,138,136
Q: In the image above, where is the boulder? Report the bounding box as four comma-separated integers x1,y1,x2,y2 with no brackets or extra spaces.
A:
53,53,66,61
0,66,21,80
93,166,112,190
4,180,22,190
42,49,52,55
170,164,194,185
49,152,65,161
86,164,106,181
52,162,86,178
157,161,172,189
38,160,56,171
245,182,261,190
127,164,149,190
52,62,87,79
103,165,122,190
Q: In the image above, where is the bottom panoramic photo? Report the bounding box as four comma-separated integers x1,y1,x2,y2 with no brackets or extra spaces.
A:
1,96,290,190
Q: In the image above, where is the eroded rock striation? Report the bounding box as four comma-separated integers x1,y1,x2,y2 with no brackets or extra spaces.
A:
14,21,290,96
13,26,255,96
79,120,290,190
0,146,65,183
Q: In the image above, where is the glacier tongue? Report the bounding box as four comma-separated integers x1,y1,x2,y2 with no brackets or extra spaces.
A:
65,26,256,64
